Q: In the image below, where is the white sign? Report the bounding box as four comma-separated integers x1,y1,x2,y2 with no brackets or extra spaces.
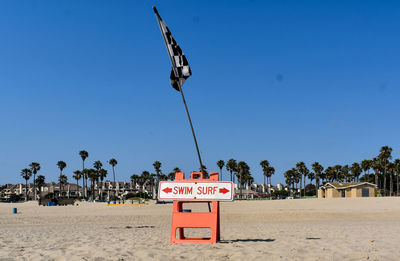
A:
158,181,234,201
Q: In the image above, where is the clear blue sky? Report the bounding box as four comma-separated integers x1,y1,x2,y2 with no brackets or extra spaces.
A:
1,1,399,185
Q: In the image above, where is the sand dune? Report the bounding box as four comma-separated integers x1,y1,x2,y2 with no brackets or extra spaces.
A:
1,197,399,260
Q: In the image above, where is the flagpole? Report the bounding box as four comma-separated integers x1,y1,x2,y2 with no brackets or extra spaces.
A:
153,6,209,211
176,82,205,175
153,6,205,175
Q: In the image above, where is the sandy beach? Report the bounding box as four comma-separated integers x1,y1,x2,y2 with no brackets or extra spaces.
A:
1,197,399,260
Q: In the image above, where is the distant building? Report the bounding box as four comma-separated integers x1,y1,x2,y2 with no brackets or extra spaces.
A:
0,180,155,201
318,182,377,198
276,183,284,191
234,188,259,199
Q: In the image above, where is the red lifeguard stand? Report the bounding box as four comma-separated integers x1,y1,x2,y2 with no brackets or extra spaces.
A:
170,171,220,244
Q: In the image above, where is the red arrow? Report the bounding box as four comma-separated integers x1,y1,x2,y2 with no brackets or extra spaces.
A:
162,187,172,194
219,188,229,194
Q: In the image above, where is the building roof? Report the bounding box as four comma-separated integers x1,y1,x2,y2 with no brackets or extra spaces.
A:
322,182,377,190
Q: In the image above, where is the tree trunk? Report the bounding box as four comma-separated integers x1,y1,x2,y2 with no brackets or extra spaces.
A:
397,173,399,196
239,172,242,199
25,180,28,201
113,166,116,199
303,174,306,197
375,171,379,194
299,176,302,198
77,180,79,198
383,168,387,196
82,161,86,199
33,174,36,200
292,182,294,197
269,176,271,199
390,173,393,196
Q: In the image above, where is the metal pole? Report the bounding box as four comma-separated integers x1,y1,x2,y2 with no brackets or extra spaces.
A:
177,82,205,175
177,81,210,212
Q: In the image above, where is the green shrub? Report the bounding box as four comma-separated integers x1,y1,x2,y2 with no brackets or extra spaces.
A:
44,192,54,199
9,194,21,202
271,190,289,199
124,192,149,199
305,184,317,196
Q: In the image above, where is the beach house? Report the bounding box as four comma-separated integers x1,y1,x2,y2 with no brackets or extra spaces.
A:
318,182,377,198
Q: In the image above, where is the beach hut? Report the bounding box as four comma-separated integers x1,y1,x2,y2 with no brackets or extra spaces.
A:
318,182,377,198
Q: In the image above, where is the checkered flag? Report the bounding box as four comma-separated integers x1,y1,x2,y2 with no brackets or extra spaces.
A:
153,6,192,91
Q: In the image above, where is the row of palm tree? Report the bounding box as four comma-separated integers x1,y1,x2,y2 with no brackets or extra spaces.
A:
283,146,400,197
20,162,43,201
215,159,255,198
19,150,118,201
18,145,399,201
55,158,112,200
129,162,183,198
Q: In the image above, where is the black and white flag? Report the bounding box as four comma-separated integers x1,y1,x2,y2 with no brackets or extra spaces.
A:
153,6,192,91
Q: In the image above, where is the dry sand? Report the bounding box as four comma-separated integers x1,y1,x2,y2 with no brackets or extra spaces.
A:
1,197,400,260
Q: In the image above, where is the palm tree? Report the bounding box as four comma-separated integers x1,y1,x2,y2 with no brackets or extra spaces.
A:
57,161,67,175
371,158,382,194
93,160,102,171
92,161,102,199
284,169,295,196
58,174,68,198
130,174,140,191
307,172,315,194
153,161,162,198
140,171,152,195
226,159,237,183
73,170,82,198
292,168,301,197
237,161,250,199
108,158,118,197
20,168,32,201
341,165,351,182
387,162,395,196
266,166,275,197
379,146,393,196
216,160,225,180
56,161,67,197
259,160,270,195
361,160,372,182
35,175,45,199
87,168,98,200
159,174,168,181
325,166,334,182
311,162,324,193
296,162,309,197
243,173,254,198
168,167,181,180
79,150,89,199
81,168,89,199
29,162,40,200
333,165,342,182
394,159,400,196
98,168,108,201
351,162,362,182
